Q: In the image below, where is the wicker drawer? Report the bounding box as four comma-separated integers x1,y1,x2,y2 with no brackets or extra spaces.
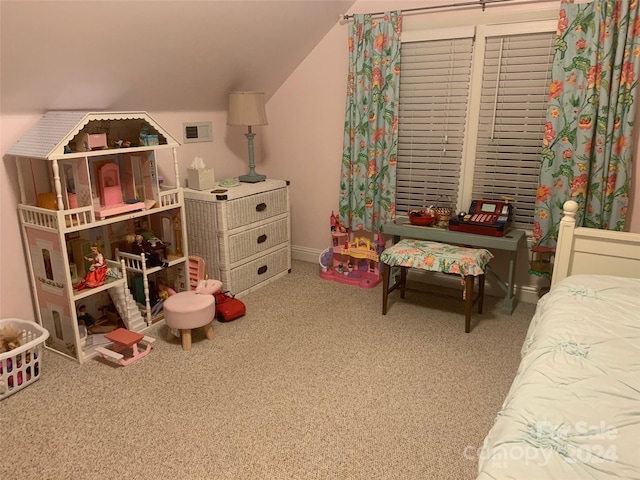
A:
219,217,289,266
217,187,288,231
220,246,291,295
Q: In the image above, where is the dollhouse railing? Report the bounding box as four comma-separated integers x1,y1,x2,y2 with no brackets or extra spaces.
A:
19,205,60,230
63,206,94,229
19,205,94,231
19,191,182,232
115,249,159,326
159,187,181,208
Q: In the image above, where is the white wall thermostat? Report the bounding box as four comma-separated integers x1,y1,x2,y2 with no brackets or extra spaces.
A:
183,121,213,143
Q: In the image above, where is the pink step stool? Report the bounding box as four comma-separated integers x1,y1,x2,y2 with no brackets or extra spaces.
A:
163,279,221,350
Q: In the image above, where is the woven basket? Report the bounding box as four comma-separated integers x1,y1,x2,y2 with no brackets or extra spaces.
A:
434,195,453,228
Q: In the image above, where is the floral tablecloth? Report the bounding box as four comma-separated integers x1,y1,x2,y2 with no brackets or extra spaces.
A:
380,238,493,277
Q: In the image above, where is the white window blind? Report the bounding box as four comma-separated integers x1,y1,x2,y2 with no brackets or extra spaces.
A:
472,32,555,227
396,38,474,212
396,23,555,229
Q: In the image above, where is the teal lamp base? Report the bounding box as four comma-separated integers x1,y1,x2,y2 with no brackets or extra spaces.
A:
239,172,266,183
240,131,266,183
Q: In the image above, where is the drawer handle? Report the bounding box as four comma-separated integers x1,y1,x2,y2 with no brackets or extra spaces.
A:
256,202,267,212
257,234,267,244
257,265,268,275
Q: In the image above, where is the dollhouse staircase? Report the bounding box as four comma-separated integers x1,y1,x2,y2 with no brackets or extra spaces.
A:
108,285,146,332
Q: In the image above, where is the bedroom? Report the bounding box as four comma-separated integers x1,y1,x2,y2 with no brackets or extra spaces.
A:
1,0,640,479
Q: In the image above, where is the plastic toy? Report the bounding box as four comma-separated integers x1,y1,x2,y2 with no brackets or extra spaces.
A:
151,281,177,317
125,233,169,268
95,328,155,366
319,211,385,288
73,244,108,291
214,290,246,322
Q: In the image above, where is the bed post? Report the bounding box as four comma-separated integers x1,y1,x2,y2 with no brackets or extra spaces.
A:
550,200,579,287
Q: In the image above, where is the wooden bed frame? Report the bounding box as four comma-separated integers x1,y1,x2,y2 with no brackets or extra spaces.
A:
551,200,640,286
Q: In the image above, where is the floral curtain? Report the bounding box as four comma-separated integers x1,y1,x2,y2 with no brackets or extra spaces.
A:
534,0,640,247
338,12,402,233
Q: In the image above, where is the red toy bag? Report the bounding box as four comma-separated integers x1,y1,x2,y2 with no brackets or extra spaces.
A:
214,290,246,322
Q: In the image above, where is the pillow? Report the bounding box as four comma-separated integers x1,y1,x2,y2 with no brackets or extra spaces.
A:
195,279,222,295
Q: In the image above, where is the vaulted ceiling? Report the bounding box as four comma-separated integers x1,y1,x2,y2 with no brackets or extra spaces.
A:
0,0,355,114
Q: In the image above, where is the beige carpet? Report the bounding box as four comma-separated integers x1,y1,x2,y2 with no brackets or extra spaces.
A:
0,260,536,480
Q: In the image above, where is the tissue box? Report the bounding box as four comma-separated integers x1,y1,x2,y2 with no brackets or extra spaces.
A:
188,168,215,190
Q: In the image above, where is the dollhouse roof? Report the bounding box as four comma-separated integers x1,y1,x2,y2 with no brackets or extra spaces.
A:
7,111,180,160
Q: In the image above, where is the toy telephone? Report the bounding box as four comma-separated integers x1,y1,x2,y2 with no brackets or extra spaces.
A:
448,199,513,236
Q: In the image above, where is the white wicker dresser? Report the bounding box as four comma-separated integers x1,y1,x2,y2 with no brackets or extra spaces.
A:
183,179,291,297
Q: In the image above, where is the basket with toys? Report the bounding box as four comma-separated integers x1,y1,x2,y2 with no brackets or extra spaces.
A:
0,318,49,400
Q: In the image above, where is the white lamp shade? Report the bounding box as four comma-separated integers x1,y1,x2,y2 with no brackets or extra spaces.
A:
227,91,268,126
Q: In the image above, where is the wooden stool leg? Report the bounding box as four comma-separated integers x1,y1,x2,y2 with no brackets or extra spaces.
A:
464,276,473,333
203,322,215,341
400,267,407,299
166,328,174,341
382,263,390,315
181,329,192,350
478,274,485,314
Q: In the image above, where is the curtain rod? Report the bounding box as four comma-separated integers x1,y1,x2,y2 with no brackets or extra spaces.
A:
340,0,521,21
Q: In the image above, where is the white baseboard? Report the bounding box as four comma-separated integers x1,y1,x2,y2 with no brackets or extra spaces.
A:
291,245,540,305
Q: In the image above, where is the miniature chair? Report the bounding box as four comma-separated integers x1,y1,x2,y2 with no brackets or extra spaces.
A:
188,255,206,290
163,279,221,350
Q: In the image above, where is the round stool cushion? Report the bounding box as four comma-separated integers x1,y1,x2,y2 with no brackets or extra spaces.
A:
163,291,216,329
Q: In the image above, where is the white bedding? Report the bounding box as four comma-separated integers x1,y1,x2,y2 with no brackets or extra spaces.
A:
477,275,640,480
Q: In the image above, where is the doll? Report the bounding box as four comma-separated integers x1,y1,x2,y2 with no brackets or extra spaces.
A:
73,244,108,291
77,304,96,332
151,280,176,316
126,234,168,268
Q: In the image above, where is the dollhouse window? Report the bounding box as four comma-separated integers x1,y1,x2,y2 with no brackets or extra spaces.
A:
42,249,53,280
52,311,63,340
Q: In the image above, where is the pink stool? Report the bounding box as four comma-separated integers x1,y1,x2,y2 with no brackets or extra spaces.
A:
163,290,216,350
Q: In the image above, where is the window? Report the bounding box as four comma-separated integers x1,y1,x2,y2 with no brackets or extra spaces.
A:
397,21,556,229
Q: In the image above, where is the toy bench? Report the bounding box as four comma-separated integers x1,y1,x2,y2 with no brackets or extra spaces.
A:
380,239,493,333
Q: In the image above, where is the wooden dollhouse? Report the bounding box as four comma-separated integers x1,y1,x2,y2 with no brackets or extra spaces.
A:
8,111,190,364
319,212,384,288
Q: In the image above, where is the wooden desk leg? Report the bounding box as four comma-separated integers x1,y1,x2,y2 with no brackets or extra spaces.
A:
382,263,390,315
399,267,407,299
465,276,473,333
478,274,485,314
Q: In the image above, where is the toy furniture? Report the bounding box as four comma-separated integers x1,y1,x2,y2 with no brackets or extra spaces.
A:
94,162,146,219
163,279,220,350
99,163,123,206
95,328,155,366
380,239,492,333
188,255,206,290
8,111,190,364
183,180,291,297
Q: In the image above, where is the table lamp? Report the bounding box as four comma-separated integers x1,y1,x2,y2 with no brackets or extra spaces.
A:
227,91,268,183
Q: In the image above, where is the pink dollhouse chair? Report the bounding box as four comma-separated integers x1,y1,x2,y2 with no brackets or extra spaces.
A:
99,163,123,207
188,255,206,290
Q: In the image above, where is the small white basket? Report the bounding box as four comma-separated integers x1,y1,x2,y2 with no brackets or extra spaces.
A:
0,318,49,401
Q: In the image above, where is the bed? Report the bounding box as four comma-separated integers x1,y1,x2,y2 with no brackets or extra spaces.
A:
476,200,640,479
